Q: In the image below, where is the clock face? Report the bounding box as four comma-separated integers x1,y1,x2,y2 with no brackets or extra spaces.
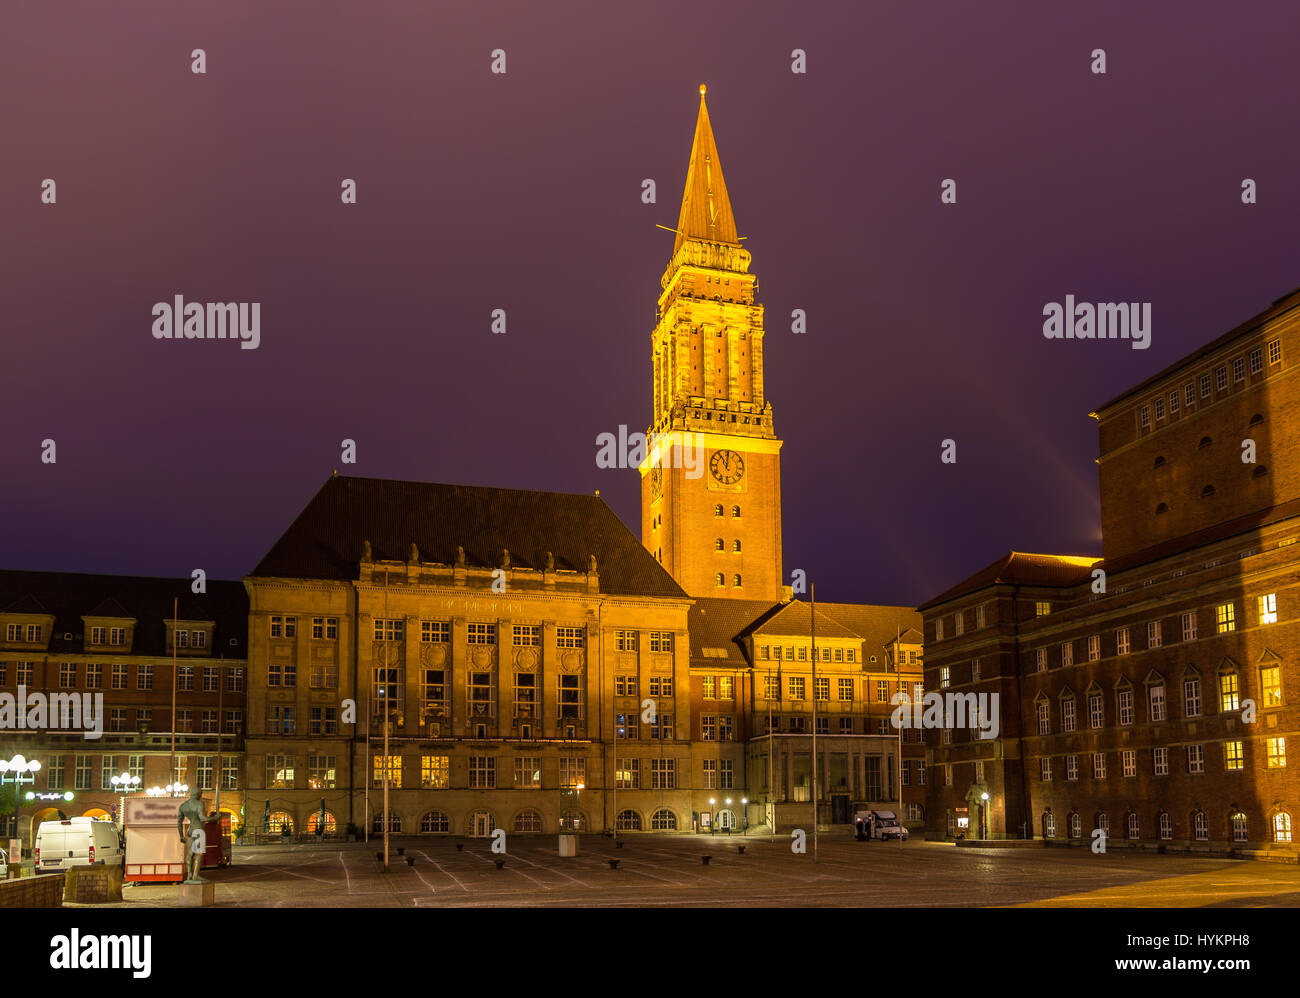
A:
709,449,745,485
650,465,663,499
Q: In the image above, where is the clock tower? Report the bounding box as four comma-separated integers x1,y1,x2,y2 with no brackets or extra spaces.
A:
640,85,784,601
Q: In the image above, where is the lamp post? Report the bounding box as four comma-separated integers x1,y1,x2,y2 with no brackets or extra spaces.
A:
742,797,749,836
980,791,990,840
110,772,141,829
0,755,42,840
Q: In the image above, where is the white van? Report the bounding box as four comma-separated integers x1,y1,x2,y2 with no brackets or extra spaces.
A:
869,810,909,841
35,818,124,871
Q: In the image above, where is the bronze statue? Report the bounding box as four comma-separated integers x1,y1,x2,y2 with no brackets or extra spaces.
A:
176,789,208,884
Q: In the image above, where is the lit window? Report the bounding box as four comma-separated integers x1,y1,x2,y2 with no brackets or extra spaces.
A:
1268,737,1287,769
1219,673,1239,712
1224,741,1244,771
1035,601,1051,617
1274,812,1292,843
1259,593,1278,625
1261,665,1282,708
1216,603,1235,633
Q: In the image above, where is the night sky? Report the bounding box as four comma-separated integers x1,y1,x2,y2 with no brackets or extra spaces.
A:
4,1,1300,607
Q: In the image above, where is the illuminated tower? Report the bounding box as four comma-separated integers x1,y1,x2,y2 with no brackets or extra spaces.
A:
640,85,784,601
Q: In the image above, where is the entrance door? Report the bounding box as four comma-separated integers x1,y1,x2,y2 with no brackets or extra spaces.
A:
831,794,850,824
470,811,493,838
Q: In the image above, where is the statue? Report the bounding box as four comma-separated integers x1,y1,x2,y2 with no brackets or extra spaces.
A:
409,542,419,563
456,546,466,567
545,552,554,571
502,548,511,569
588,554,598,574
362,539,372,561
176,789,209,884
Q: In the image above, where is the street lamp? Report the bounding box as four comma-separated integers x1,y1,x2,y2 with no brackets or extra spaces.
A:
742,797,749,836
708,797,716,835
0,755,42,839
980,791,990,840
110,772,141,829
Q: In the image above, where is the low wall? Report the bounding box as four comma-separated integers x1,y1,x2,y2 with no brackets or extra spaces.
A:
0,873,64,908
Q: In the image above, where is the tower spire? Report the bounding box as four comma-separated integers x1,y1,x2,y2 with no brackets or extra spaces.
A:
673,84,739,253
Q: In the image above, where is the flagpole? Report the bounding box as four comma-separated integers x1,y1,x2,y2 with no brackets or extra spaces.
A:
897,624,902,833
170,597,178,786
767,665,774,842
811,584,818,864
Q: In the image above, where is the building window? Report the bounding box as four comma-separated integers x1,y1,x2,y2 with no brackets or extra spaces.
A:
1185,384,1195,407
1169,389,1179,413
59,662,76,689
1268,338,1282,365
1035,648,1047,672
1116,627,1130,655
1140,405,1150,428
1092,753,1106,779
649,631,673,654
715,538,724,552
1159,812,1172,840
312,617,339,640
1088,692,1104,729
1127,812,1140,839
1187,744,1205,774
971,659,981,682
1181,611,1197,641
1117,688,1134,726
1147,621,1161,648
1225,741,1244,771
1259,593,1278,625
714,504,724,517
1219,672,1240,712
650,758,675,789
1039,758,1051,782
1035,601,1051,617
1037,699,1050,735
1154,397,1164,420
615,630,638,652
975,604,986,628
1231,812,1247,842
469,756,496,788
374,618,403,642
1250,347,1263,374
1193,811,1209,841
1061,695,1076,733
1153,746,1169,776
1060,642,1073,667
1215,366,1228,391
838,678,854,701
1216,603,1235,633
1065,755,1078,781
1267,737,1287,768
651,808,677,830
1184,676,1202,717
1087,635,1100,662
1096,812,1110,835
1200,373,1212,398
1233,357,1245,382
1069,812,1082,839
1261,665,1282,708
1149,683,1166,722
1121,750,1136,777
266,755,294,789
467,622,496,645
1274,812,1292,843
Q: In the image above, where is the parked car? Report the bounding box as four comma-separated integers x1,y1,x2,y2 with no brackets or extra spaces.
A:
869,810,909,841
34,817,124,872
0,846,8,878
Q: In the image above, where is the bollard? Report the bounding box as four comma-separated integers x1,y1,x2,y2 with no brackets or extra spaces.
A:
397,847,404,857
737,845,746,854
702,855,711,865
456,843,464,852
405,856,415,867
609,859,620,869
494,859,505,870
615,840,624,849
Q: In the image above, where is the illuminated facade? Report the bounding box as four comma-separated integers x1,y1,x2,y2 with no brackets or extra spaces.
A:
922,290,1300,854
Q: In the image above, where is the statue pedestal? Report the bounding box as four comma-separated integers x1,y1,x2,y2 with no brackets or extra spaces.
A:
178,881,215,907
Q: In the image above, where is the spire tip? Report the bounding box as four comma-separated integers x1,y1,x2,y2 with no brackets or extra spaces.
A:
699,83,706,96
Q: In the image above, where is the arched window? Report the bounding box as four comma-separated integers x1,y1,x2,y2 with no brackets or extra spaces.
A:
1127,812,1140,840
715,538,724,551
307,810,337,834
1198,436,1213,450
468,809,496,837
715,573,725,587
267,811,294,835
1158,811,1172,840
731,505,741,517
1231,812,1247,843
616,809,642,831
1069,812,1082,839
1153,455,1166,469
1201,484,1216,498
421,810,450,833
1274,812,1292,843
513,809,543,832
559,810,584,832
732,539,742,552
1096,811,1110,835
716,809,736,830
1043,812,1056,839
1193,811,1209,841
1156,502,1169,514
371,811,402,834
714,504,724,517
733,574,742,587
651,808,678,831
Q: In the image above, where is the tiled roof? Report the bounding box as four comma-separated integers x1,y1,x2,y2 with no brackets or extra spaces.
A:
815,602,924,654
746,600,859,641
919,552,1100,611
687,597,787,667
0,570,248,657
251,475,689,600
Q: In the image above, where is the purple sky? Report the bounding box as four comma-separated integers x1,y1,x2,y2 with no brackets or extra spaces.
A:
4,1,1300,606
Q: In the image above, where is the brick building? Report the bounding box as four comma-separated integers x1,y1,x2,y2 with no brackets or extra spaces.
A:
922,288,1300,855
0,571,248,845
